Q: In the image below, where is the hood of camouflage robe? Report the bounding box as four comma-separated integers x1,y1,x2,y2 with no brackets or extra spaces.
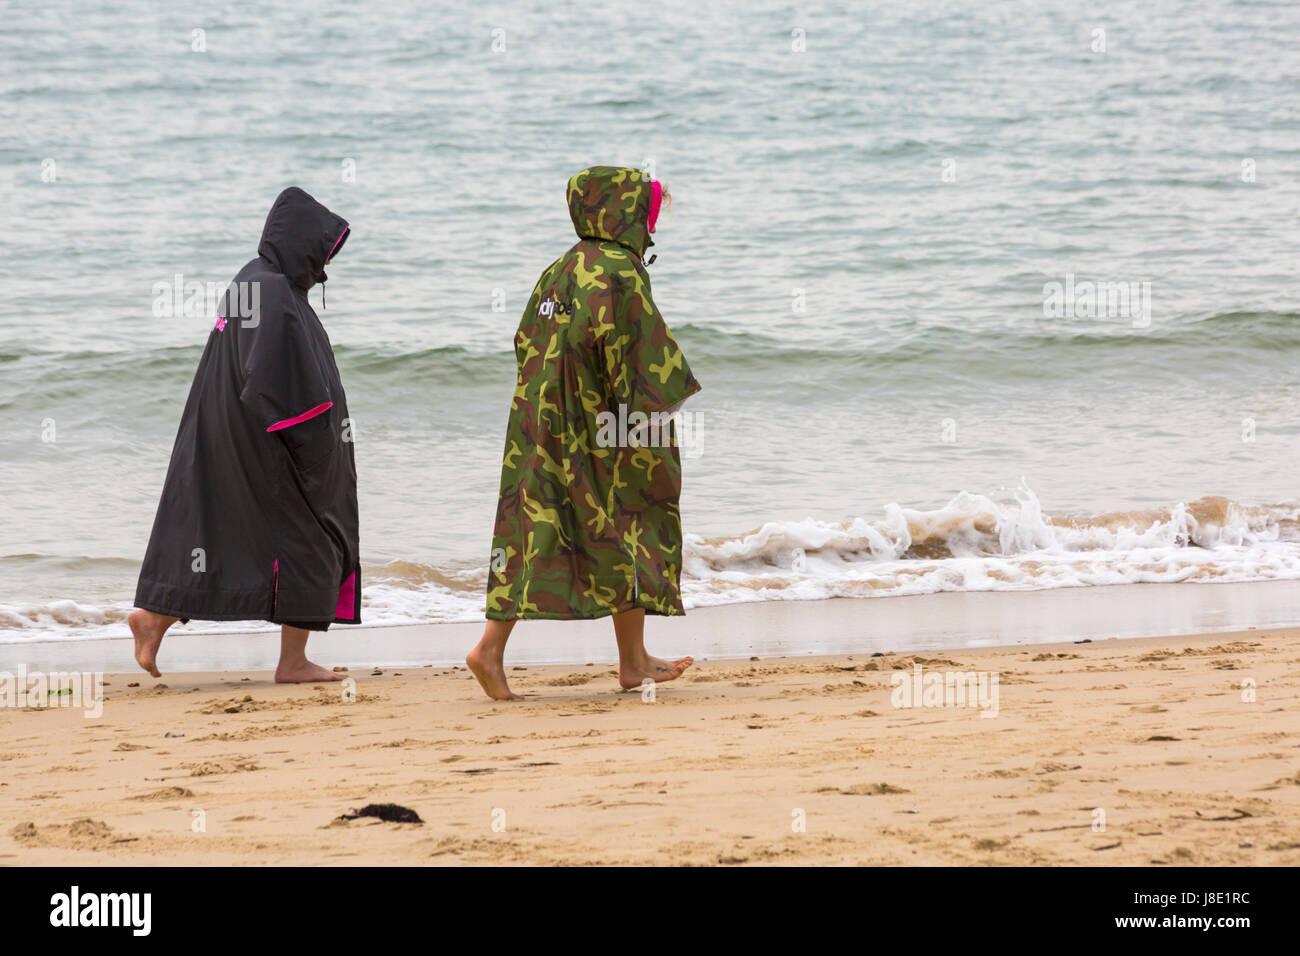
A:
487,166,702,620
135,187,361,627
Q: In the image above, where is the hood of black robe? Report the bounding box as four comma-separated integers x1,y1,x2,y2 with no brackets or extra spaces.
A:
257,187,351,293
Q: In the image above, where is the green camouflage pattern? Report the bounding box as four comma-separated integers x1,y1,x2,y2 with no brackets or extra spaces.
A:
487,166,701,620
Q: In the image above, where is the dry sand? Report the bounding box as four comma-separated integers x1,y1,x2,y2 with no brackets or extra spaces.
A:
2,626,1299,866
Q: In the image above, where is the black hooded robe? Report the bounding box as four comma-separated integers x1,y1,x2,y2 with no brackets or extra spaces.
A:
135,187,360,630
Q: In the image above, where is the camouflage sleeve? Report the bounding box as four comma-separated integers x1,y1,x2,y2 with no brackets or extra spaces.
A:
514,278,545,385
603,267,700,415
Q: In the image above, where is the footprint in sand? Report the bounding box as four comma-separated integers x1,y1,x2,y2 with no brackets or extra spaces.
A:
10,819,140,850
183,759,261,776
128,786,195,801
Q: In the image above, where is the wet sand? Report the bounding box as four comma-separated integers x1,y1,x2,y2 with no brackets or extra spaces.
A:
9,580,1300,673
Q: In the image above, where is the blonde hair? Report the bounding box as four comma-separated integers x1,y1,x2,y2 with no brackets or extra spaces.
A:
660,183,672,212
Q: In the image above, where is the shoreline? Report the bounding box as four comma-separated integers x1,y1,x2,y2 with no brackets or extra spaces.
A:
2,624,1297,865
4,579,1300,674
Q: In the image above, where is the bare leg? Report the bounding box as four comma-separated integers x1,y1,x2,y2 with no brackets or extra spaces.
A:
613,608,693,690
466,619,524,700
129,609,178,677
274,625,343,683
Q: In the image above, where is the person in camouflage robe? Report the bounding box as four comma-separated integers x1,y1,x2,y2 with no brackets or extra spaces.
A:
467,165,701,700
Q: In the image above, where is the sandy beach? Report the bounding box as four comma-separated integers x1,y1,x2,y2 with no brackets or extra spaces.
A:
3,619,1298,866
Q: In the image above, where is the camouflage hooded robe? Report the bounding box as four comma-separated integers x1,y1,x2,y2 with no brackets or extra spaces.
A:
487,166,701,620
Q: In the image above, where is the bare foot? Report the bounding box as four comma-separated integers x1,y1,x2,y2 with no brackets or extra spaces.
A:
466,644,524,700
619,654,694,690
129,609,173,678
275,660,343,683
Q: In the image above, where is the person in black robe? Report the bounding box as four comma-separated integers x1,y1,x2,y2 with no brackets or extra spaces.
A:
130,187,360,683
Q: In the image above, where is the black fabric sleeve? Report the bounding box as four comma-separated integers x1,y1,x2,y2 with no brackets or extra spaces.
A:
238,295,333,440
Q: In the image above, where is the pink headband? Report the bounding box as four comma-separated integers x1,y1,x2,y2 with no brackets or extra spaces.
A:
648,180,663,234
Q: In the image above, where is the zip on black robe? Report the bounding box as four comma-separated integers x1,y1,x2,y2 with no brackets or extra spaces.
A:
135,187,360,628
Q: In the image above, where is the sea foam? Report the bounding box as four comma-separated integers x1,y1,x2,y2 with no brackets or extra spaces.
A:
3,483,1299,643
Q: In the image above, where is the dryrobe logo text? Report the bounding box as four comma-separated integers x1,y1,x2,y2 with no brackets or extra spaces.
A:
0,667,103,718
49,886,151,936
537,295,575,319
890,663,999,718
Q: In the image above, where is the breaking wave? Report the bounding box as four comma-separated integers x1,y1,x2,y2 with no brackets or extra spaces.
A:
4,482,1300,643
